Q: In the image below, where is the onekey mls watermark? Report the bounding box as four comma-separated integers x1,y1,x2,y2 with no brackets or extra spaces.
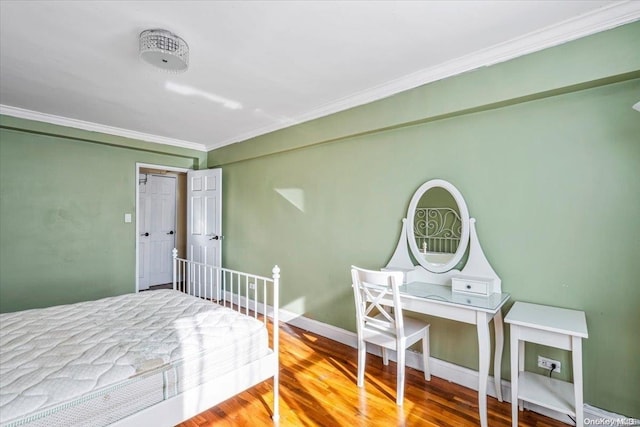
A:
584,418,640,426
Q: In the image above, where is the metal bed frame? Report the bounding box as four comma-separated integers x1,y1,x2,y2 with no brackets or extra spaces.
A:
110,249,280,426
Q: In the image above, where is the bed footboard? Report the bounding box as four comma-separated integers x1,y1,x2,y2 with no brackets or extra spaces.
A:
171,248,280,421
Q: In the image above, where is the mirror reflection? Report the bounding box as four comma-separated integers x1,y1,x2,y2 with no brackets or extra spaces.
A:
413,187,462,267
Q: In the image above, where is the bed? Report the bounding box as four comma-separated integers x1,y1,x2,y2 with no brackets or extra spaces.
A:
0,250,280,427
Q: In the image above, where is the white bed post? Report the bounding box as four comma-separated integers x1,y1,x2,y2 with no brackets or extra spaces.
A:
272,265,280,421
172,248,178,291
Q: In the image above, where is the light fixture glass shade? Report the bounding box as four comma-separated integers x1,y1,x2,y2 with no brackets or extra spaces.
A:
139,29,189,73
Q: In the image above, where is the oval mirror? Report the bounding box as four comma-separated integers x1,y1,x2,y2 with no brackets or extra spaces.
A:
406,179,470,273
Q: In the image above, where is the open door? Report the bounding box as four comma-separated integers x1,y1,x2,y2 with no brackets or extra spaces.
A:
135,163,188,293
138,174,177,290
187,168,222,298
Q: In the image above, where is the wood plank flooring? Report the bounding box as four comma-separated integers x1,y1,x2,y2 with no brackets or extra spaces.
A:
178,323,570,427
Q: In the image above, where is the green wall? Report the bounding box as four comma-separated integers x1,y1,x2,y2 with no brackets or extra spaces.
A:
0,21,637,417
0,117,206,312
210,23,640,416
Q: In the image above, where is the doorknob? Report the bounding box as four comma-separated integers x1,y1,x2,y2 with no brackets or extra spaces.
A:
167,231,174,235
141,232,149,237
209,235,223,240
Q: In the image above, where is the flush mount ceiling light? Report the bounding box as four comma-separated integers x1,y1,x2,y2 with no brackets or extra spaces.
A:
139,29,189,73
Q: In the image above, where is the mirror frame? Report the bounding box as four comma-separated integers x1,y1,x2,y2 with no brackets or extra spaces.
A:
406,179,470,273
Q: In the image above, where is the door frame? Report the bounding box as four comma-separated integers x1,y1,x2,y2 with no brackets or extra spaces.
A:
135,162,190,292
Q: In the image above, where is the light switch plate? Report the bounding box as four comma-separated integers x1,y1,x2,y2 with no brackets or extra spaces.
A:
124,213,132,223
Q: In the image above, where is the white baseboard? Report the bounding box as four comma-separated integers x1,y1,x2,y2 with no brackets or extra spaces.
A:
281,309,632,426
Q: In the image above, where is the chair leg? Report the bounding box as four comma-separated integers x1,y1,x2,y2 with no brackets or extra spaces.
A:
382,347,389,366
396,347,406,405
423,326,431,381
357,340,366,388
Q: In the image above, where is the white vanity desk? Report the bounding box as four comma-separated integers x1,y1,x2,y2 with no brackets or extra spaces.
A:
399,281,510,427
385,179,507,427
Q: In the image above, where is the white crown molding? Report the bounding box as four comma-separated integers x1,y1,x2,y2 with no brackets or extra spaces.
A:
0,105,207,152
207,1,640,150
2,2,638,153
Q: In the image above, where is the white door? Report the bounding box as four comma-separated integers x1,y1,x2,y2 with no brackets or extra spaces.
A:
187,169,222,297
138,174,176,290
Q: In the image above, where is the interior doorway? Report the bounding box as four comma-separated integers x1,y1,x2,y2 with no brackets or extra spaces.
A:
136,163,188,292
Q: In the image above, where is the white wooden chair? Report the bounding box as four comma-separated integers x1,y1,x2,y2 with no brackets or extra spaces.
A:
351,266,431,405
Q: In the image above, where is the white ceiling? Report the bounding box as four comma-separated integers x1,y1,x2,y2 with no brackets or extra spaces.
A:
1,1,638,152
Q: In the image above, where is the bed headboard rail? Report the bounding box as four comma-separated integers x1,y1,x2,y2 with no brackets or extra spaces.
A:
413,207,462,253
171,249,279,326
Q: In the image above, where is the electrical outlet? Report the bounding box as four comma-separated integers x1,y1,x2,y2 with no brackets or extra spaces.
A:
537,356,561,373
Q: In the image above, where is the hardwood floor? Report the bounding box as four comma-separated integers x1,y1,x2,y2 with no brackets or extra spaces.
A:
178,323,570,427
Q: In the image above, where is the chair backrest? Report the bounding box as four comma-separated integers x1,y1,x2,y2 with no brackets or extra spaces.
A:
351,266,405,340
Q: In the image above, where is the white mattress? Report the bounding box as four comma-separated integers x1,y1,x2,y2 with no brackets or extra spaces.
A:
0,290,269,427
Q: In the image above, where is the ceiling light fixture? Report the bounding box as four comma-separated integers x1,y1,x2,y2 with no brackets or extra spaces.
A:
139,29,189,73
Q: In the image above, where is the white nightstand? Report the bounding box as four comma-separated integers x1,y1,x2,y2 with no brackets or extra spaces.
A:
505,302,588,426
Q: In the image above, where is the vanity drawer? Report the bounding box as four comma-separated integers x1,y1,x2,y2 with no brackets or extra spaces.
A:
452,276,491,296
